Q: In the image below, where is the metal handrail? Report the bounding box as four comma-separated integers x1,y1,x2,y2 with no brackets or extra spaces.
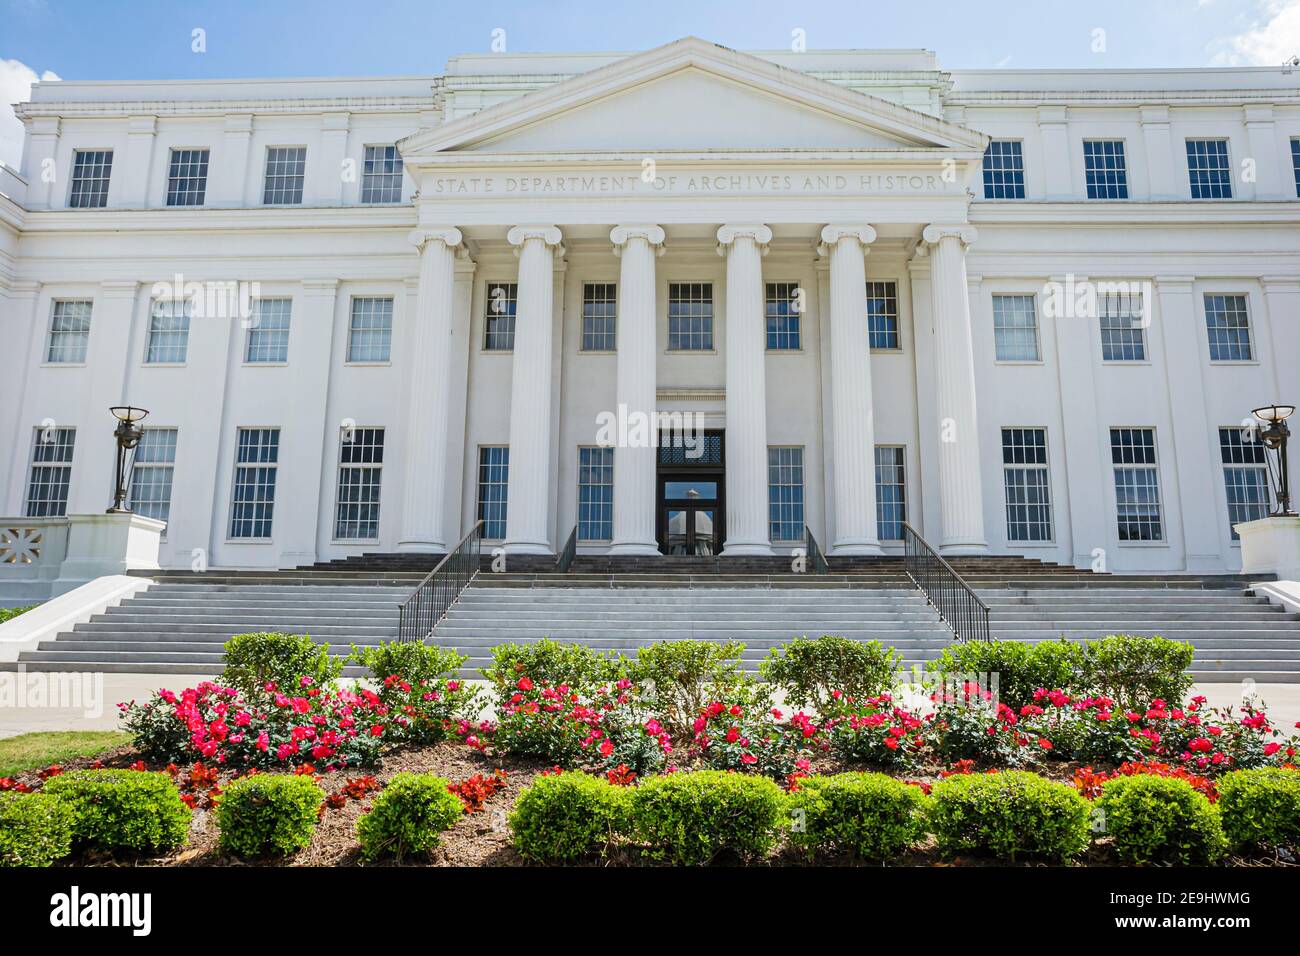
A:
805,528,829,575
397,520,483,643
557,525,578,573
902,522,990,643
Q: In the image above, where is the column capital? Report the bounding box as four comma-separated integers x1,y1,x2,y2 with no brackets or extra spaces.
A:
507,224,564,253
301,277,340,297
98,280,140,299
921,224,978,248
610,224,666,257
716,223,771,256
817,224,877,257
407,227,463,251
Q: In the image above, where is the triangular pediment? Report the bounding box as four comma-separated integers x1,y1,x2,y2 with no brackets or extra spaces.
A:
401,37,986,159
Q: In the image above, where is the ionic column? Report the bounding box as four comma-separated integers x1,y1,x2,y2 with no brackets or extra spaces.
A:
398,227,463,552
503,225,564,554
921,224,989,554
717,224,774,556
609,224,666,555
819,225,883,555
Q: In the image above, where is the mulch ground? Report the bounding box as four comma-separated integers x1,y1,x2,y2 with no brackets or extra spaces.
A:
12,745,1296,868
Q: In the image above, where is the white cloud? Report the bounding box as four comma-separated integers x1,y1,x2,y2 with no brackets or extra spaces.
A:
1211,0,1300,65
0,57,60,170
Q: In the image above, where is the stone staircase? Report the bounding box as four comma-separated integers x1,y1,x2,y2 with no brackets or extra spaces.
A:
1,555,1297,681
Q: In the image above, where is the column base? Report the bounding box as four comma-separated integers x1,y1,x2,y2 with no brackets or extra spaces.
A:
396,540,447,554
721,541,774,557
607,541,662,556
830,541,885,557
502,541,555,556
939,541,991,557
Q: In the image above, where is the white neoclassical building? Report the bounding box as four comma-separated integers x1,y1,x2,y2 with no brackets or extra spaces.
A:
1,37,1298,576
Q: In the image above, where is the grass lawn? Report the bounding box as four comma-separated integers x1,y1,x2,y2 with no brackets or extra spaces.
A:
0,730,131,777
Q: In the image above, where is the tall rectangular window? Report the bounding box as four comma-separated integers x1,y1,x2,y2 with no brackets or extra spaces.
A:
263,146,306,205
1291,138,1300,198
1110,427,1163,542
484,283,518,351
1204,293,1252,362
765,281,801,350
992,294,1040,361
874,446,906,541
360,145,403,203
1219,427,1269,539
668,282,713,351
1186,139,1232,199
69,149,112,208
577,446,614,541
1083,140,1129,199
335,427,384,540
128,428,178,527
1001,427,1053,542
347,297,393,362
25,427,75,517
166,148,209,206
982,140,1025,199
581,282,617,352
477,447,509,539
47,300,93,363
229,428,280,539
866,280,899,350
1099,290,1147,362
145,300,192,364
767,446,805,542
245,298,292,363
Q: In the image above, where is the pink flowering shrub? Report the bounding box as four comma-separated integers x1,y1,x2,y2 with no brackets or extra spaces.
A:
822,692,927,772
349,642,484,744
928,682,1048,768
691,700,817,781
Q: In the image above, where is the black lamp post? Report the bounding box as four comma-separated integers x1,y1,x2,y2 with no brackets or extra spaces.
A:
108,405,149,514
1252,403,1295,517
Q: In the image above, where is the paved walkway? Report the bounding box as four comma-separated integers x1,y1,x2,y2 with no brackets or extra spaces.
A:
1,673,1297,740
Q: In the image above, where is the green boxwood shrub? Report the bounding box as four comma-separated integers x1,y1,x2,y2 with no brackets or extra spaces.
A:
483,638,627,700
934,640,1083,710
509,771,629,863
44,769,191,854
217,774,323,858
356,773,463,861
786,772,926,861
928,770,1091,862
1212,768,1300,853
1097,775,1227,864
760,637,900,713
0,791,75,867
222,631,341,699
629,769,785,865
1081,635,1193,711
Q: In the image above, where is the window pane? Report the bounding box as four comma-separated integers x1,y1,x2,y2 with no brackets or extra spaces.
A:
229,428,280,539
1292,138,1300,198
245,298,292,363
1099,290,1146,362
1002,427,1052,541
577,446,613,541
477,447,510,539
360,145,403,203
1083,140,1128,199
982,140,1024,199
992,294,1039,361
69,150,112,208
582,283,617,351
767,446,804,542
484,283,518,351
25,427,75,517
1218,427,1269,539
874,446,906,541
866,281,899,350
166,148,209,206
335,427,384,540
1186,139,1232,199
348,297,393,362
1110,428,1162,541
129,428,178,526
668,282,713,351
47,300,92,363
146,300,192,364
1204,294,1252,361
263,146,306,205
765,281,801,350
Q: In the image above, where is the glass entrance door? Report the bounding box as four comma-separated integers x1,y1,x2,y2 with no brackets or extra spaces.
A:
658,477,722,555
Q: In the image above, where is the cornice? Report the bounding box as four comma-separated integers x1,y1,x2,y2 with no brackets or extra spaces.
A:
970,200,1300,226
16,204,418,235
15,96,437,120
944,89,1300,108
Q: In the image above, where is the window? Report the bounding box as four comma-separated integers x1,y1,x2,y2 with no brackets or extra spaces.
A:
767,446,804,542
229,428,280,539
347,297,393,362
360,145,403,204
145,300,192,364
484,283,518,351
68,149,112,208
874,446,906,541
1292,138,1299,198
1110,427,1163,542
335,427,384,540
867,281,899,350
1219,427,1270,539
1186,139,1232,199
1204,294,1252,362
581,283,617,352
668,282,713,351
245,298,292,363
166,148,209,206
577,446,614,541
25,427,75,517
128,428,177,527
982,140,1025,199
477,447,510,539
47,300,92,363
765,282,801,350
1098,290,1147,362
1083,140,1129,199
1001,428,1053,542
992,294,1040,361
263,146,306,205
